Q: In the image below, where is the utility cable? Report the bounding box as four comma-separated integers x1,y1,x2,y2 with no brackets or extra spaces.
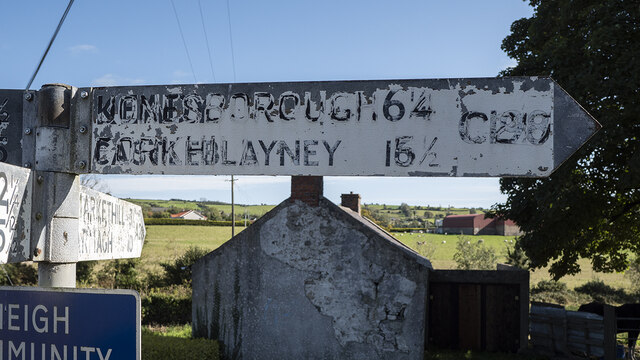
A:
198,0,217,82
26,0,75,90
225,0,237,81
170,0,198,83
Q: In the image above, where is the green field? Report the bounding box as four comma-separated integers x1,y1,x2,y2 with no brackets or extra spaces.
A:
391,232,632,289
142,225,632,290
140,225,247,274
128,199,274,218
363,204,481,227
366,204,480,218
128,199,481,228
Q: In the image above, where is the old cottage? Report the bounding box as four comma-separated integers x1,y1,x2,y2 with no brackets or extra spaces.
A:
192,177,432,359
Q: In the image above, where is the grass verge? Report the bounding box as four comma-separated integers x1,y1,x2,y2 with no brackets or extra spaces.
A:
424,350,546,359
142,325,219,360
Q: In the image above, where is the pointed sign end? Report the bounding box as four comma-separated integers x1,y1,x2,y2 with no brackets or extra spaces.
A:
553,82,601,171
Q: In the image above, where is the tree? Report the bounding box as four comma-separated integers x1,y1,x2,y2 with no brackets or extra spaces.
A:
76,261,97,284
453,236,498,270
505,238,530,270
399,203,412,217
79,174,110,193
0,263,37,286
160,246,209,287
624,256,640,293
492,0,640,279
96,259,140,290
361,207,392,228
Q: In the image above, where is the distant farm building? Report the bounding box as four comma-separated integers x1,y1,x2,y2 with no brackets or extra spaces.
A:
171,210,207,220
442,214,521,236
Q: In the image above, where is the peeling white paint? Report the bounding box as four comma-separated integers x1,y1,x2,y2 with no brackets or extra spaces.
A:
78,186,145,261
0,162,31,264
89,78,564,177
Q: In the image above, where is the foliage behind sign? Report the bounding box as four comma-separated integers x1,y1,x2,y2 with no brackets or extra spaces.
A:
493,0,640,278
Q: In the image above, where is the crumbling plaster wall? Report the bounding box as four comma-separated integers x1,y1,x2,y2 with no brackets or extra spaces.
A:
193,199,431,359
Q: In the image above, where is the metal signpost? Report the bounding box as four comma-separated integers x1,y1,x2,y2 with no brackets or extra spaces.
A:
0,287,140,360
0,85,145,358
0,77,600,359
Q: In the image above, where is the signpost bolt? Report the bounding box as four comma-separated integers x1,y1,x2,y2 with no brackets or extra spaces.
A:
37,175,44,184
79,126,87,134
24,92,33,101
80,91,89,99
35,212,42,221
23,162,31,168
24,128,32,135
77,161,86,169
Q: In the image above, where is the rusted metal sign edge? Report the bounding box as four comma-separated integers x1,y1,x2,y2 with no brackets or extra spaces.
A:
0,90,25,167
85,77,599,178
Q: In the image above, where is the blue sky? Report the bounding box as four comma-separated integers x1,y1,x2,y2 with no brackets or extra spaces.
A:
1,0,534,207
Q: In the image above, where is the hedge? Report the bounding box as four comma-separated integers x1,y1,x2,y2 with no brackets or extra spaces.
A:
142,330,219,360
142,286,192,325
389,228,428,233
144,218,250,227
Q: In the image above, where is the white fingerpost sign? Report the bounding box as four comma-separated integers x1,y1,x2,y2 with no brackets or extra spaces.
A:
89,77,599,178
0,162,32,264
78,186,146,261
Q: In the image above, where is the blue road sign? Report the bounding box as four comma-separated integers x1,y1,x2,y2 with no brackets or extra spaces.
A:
0,287,140,360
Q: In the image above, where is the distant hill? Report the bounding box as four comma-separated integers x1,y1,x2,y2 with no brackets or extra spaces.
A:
126,199,275,220
126,198,481,228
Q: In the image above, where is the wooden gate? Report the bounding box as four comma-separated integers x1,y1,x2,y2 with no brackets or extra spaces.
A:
427,269,528,352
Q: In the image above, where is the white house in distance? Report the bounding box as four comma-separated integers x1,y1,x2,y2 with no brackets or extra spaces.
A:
171,210,207,220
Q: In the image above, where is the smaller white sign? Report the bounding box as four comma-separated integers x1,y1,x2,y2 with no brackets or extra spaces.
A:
78,186,145,261
0,163,31,264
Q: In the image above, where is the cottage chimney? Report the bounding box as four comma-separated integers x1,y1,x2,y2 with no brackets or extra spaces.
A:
341,192,361,215
291,176,323,206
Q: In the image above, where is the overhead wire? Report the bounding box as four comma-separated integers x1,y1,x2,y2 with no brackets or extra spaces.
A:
225,0,237,82
225,0,238,235
26,0,75,90
198,0,217,82
170,0,198,83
